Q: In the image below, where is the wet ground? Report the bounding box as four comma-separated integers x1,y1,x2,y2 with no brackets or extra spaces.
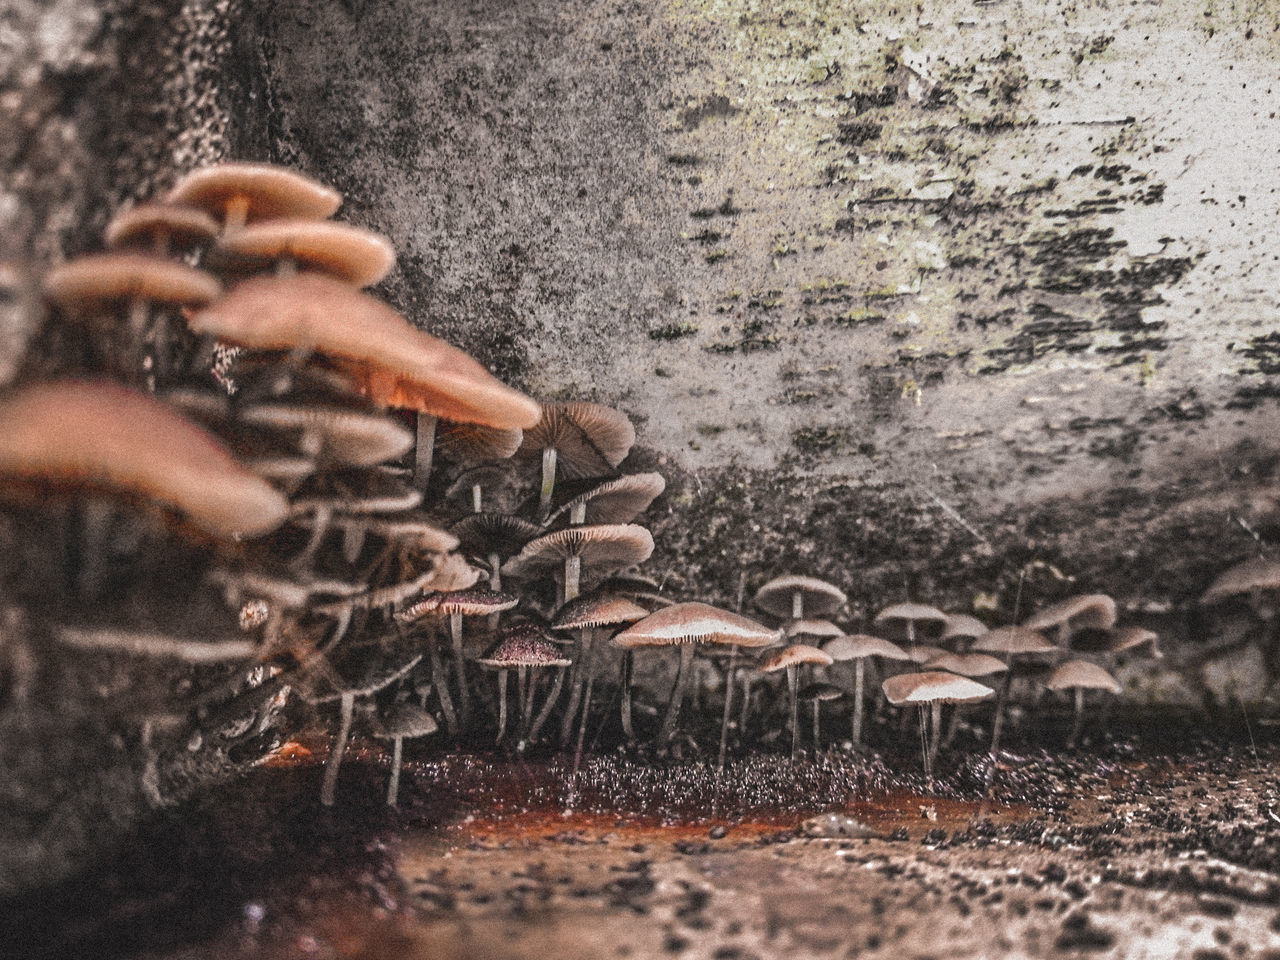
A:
8,712,1280,960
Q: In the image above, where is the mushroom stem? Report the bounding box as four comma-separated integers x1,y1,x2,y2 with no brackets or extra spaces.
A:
415,414,437,487
791,591,803,620
126,297,151,383
1067,687,1085,748
572,667,596,776
320,691,355,807
852,659,866,747
517,665,532,740
560,629,593,747
787,664,800,762
449,611,471,730
739,671,753,731
918,705,931,779
495,669,509,744
472,483,483,514
539,446,558,513
427,637,458,737
342,521,367,564
657,644,694,745
223,195,250,231
563,554,582,603
928,700,943,772
487,552,503,592
620,651,635,742
989,671,1013,757
294,503,333,571
717,646,738,773
387,736,404,807
524,664,567,749
569,502,587,525
74,498,114,599
812,700,822,754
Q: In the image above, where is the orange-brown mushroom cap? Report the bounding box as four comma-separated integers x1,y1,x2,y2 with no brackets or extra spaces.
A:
188,273,540,430
760,643,834,672
166,163,343,224
0,380,287,539
43,253,221,312
882,671,995,706
211,219,396,287
613,602,779,649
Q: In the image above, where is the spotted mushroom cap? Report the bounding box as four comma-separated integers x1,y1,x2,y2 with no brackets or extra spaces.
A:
211,218,396,287
759,643,834,672
1201,557,1280,604
514,402,635,479
754,575,847,619
502,524,654,580
1023,594,1118,633
188,273,541,430
920,652,1009,678
398,588,518,622
476,624,570,669
882,671,995,706
166,163,343,223
0,380,287,540
1044,659,1122,694
551,592,650,631
823,634,910,663
613,602,780,650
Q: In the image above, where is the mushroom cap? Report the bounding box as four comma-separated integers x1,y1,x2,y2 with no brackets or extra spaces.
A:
451,513,541,559
1023,594,1118,633
443,464,521,510
798,681,844,703
1071,625,1161,658
543,472,666,526
822,634,910,663
920,652,1009,678
166,163,343,222
374,702,438,740
902,643,951,665
476,625,570,668
873,601,949,629
882,671,995,706
940,614,989,643
971,626,1058,657
211,218,396,287
398,588,518,621
43,253,221,312
104,203,221,250
239,401,414,468
502,524,655,579
613,602,779,650
754,575,847,619
0,380,287,540
1045,659,1122,694
1201,557,1280,604
435,421,523,465
188,273,541,430
785,619,846,641
514,402,635,479
551,592,650,631
759,643,834,672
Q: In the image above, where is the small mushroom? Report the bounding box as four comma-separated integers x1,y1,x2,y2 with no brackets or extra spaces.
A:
211,218,396,286
514,402,635,512
105,203,221,255
798,681,843,754
873,601,949,649
444,464,521,515
450,513,541,592
939,613,989,651
823,634,910,747
971,626,1058,755
1045,659,1122,748
166,162,343,230
759,644,835,762
540,472,667,526
882,671,995,777
1023,594,1117,646
503,523,654,603
373,702,438,806
755,575,847,621
476,623,570,747
785,619,846,642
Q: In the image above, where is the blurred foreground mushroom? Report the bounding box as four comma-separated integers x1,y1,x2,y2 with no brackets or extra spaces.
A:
166,162,343,231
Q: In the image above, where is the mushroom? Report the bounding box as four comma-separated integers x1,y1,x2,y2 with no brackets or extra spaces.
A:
873,601,949,651
754,574,847,621
919,652,1009,748
502,523,654,604
1070,625,1162,661
396,588,518,731
450,513,541,592
210,218,396,286
759,644,835,762
0,380,288,541
785,619,846,643
165,162,343,231
540,472,667,526
444,463,521,515
476,623,570,747
514,402,635,512
798,682,843,754
373,702,438,806
613,602,778,749
882,671,995,777
550,592,649,760
1023,594,1118,646
940,613,989,651
43,253,222,383
105,203,221,256
823,633,910,747
1044,659,1122,748
971,625,1059,755
237,401,415,469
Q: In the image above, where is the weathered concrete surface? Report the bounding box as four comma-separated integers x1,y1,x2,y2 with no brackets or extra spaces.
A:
259,0,1280,631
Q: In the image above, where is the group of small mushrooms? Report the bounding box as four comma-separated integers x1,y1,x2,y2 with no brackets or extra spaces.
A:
1,159,1257,810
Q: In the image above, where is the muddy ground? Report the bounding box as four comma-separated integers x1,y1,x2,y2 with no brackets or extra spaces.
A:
7,712,1280,960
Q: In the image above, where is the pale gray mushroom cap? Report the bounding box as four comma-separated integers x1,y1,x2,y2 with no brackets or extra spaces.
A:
435,421,524,464
1023,594,1118,633
940,614,989,643
902,644,951,665
613,602,780,650
502,524,654,579
1045,660,1122,694
759,643,834,673
785,619,846,642
754,575,847,619
882,671,995,706
544,472,667,526
921,652,1009,678
823,634,910,663
873,601,949,635
239,402,413,468
375,702,438,740
1201,557,1280,604
971,626,1058,657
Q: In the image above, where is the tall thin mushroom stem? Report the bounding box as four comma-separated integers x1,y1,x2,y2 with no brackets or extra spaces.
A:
427,636,458,737
449,611,471,730
572,663,597,776
415,414,437,487
524,665,567,749
563,554,582,604
386,736,404,807
495,669,509,744
918,705,932,779
792,592,804,620
989,671,1013,757
812,700,822,753
928,700,943,771
1067,687,1085,748
787,664,800,763
539,447,558,513
657,644,694,745
560,628,593,747
320,691,355,807
620,650,635,742
717,647,739,773
852,659,866,747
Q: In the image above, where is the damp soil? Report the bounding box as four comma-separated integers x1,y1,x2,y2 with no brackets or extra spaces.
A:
9,714,1280,960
